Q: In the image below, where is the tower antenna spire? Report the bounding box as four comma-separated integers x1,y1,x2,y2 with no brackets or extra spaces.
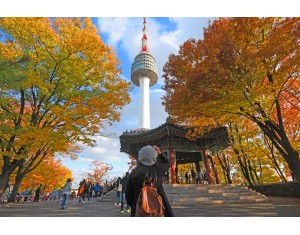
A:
131,17,158,129
141,17,148,52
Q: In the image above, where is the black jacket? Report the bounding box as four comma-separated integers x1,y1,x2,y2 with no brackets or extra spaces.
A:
125,153,174,217
121,175,129,193
84,181,92,192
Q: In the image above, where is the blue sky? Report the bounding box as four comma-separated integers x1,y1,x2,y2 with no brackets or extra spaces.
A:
58,17,214,186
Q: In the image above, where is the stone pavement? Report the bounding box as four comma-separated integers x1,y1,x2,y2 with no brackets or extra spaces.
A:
0,189,300,217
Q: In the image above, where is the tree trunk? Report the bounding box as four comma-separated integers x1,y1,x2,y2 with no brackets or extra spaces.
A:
225,165,233,184
0,173,11,196
257,120,300,182
8,177,22,203
270,153,288,183
216,152,232,184
8,159,26,202
208,155,220,184
249,95,300,182
0,158,19,197
247,159,260,184
238,156,254,189
216,154,228,183
286,151,300,181
260,138,288,182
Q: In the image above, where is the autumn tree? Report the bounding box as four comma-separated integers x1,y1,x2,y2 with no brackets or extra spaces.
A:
0,17,131,199
163,18,300,181
20,157,72,192
88,160,112,183
215,152,234,184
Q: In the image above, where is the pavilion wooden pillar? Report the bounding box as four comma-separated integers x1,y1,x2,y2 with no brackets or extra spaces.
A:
169,148,177,184
202,150,214,184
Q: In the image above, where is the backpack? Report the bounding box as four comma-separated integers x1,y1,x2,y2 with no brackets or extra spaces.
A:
135,183,164,217
78,183,85,196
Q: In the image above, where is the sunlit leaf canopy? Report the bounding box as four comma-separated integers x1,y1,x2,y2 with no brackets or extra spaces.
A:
163,17,300,181
0,17,131,160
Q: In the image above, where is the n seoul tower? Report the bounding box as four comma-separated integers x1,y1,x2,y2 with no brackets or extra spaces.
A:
131,17,158,130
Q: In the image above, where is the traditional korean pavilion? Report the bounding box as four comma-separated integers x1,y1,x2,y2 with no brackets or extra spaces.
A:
119,119,231,184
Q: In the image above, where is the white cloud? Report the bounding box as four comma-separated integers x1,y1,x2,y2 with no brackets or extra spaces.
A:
97,18,129,46
170,17,214,41
76,157,95,163
150,89,164,93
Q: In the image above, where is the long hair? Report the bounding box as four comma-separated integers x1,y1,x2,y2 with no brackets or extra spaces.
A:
131,162,158,185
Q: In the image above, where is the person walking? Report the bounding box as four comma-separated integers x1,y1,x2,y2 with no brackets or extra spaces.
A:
125,145,174,217
185,172,189,184
78,179,86,203
94,183,100,198
120,172,130,213
191,168,196,184
115,177,122,205
84,178,92,201
103,180,108,196
33,184,42,202
60,178,72,209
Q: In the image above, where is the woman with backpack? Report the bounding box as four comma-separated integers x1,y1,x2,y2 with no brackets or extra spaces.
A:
125,145,174,217
78,179,86,203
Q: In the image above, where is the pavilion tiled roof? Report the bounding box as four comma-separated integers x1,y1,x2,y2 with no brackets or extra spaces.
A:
119,122,231,156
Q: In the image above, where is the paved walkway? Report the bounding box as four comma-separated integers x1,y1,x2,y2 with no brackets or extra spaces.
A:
0,190,300,217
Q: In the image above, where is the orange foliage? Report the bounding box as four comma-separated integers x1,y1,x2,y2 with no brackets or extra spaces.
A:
88,160,112,183
20,158,72,191
163,17,300,181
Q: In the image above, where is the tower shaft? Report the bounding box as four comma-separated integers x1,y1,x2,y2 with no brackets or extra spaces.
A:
139,77,150,129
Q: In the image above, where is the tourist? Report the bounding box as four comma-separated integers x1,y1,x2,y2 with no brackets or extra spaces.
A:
185,172,189,184
60,178,72,209
70,191,76,199
191,167,196,184
78,179,86,203
33,184,42,202
84,177,92,201
125,145,174,217
120,172,130,213
94,183,100,198
103,180,108,195
89,182,94,198
115,177,122,205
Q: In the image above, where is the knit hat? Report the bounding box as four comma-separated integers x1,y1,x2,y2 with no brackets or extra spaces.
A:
138,145,158,166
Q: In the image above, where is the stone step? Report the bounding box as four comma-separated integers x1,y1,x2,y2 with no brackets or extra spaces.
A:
168,184,249,189
165,189,260,196
164,184,269,205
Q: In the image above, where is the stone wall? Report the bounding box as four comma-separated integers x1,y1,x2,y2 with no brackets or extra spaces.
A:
252,182,300,197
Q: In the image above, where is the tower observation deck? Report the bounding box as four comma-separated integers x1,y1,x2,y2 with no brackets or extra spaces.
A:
131,18,158,129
